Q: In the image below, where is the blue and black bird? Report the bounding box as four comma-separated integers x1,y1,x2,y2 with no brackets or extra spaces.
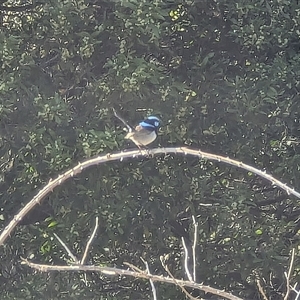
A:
113,108,160,148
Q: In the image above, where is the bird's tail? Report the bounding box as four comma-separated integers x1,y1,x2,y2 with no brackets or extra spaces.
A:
112,108,133,132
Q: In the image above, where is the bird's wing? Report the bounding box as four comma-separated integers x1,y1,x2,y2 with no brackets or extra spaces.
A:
112,108,133,132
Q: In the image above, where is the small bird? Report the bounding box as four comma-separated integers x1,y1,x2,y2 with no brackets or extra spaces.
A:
113,108,160,148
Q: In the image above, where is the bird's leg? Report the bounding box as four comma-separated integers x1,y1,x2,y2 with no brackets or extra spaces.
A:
138,145,152,157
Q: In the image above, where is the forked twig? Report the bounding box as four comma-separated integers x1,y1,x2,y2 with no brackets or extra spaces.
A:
291,283,300,300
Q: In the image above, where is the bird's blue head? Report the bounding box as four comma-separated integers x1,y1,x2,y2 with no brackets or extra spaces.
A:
139,116,161,133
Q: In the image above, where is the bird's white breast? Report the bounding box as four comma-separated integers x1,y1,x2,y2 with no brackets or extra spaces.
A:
125,130,157,146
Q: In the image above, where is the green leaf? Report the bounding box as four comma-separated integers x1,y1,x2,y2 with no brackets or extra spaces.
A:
255,229,263,235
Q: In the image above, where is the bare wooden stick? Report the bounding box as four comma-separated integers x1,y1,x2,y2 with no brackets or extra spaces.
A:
141,257,157,300
1,146,299,246
81,217,99,265
284,248,295,300
191,215,198,282
256,278,268,300
53,233,79,264
182,237,193,282
124,262,145,273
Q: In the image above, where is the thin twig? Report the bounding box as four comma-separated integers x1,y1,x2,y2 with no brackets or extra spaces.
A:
256,279,268,300
53,233,79,264
191,215,198,282
182,237,193,282
160,256,201,300
141,257,157,300
81,217,99,265
284,248,295,300
124,262,145,273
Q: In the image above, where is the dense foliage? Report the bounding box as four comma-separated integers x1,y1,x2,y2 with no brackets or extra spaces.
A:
1,0,300,299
